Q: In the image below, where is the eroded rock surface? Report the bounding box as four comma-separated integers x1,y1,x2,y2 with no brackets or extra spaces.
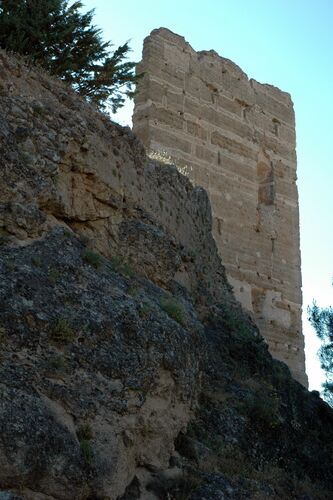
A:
0,50,332,499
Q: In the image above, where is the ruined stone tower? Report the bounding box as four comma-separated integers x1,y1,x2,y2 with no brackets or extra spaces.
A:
132,28,307,386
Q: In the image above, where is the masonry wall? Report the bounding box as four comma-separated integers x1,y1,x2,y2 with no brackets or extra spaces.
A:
132,28,307,386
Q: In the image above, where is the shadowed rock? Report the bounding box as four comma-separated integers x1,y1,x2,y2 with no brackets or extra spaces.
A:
0,50,332,499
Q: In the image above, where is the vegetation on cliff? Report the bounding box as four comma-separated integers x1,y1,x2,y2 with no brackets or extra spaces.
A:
0,0,140,111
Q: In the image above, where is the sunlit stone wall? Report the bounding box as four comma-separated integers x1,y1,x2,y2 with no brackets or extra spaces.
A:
133,28,307,386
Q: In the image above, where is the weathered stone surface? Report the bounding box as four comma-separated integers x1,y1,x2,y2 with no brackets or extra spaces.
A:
0,228,205,498
133,27,307,386
0,49,231,309
1,49,333,500
0,48,232,497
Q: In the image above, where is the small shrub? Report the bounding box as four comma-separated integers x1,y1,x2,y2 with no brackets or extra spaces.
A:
18,150,33,165
248,390,281,428
49,319,75,344
139,303,152,318
32,101,46,115
83,250,101,269
111,255,122,269
48,268,60,284
128,285,140,297
77,423,94,464
63,228,72,237
80,439,93,464
217,444,250,478
0,326,6,345
47,354,66,371
111,255,135,278
79,234,90,246
222,307,253,339
188,250,196,261
77,423,93,441
271,360,289,388
160,298,186,326
5,259,16,272
122,262,135,278
31,256,42,267
0,229,10,246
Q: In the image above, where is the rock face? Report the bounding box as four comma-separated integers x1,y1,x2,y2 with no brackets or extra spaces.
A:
133,28,306,386
0,50,333,499
0,48,232,498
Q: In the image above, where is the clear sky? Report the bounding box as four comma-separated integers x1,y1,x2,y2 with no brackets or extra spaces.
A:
83,0,333,391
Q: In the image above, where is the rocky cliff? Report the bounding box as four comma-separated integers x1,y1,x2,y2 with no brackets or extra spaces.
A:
0,50,332,499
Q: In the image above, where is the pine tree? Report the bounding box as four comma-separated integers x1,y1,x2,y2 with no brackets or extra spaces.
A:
0,1,141,111
308,294,333,406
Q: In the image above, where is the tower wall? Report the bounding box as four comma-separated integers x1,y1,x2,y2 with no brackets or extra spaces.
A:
133,28,307,386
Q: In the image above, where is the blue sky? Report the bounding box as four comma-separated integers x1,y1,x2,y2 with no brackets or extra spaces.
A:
83,0,333,391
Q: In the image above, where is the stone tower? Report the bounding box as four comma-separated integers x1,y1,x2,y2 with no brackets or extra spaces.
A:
133,28,307,386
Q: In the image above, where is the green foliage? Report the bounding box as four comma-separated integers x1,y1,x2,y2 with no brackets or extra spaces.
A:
160,298,186,326
63,228,72,237
80,439,93,464
0,326,6,345
83,249,101,269
248,389,281,428
217,444,251,478
219,306,269,379
221,306,254,340
77,423,93,441
127,285,140,297
0,1,141,111
121,262,135,278
0,228,10,246
139,302,152,319
111,255,135,278
110,255,122,269
49,318,75,344
47,353,66,371
308,297,333,406
32,100,46,115
48,268,61,284
271,360,290,389
77,422,93,464
31,255,42,267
